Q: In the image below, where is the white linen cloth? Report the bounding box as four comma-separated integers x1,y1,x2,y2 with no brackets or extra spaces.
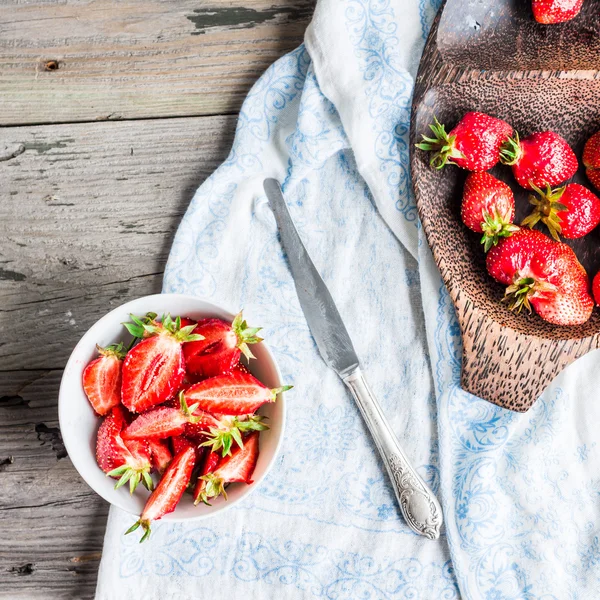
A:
96,1,600,598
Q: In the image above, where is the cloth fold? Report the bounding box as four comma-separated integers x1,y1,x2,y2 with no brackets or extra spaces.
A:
97,1,600,598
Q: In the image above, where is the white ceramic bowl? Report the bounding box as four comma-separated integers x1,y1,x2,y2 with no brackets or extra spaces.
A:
58,293,286,520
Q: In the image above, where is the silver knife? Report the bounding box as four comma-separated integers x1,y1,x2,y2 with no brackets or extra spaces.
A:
264,178,442,540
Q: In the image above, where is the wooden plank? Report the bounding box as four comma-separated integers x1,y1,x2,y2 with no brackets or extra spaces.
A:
0,369,108,599
0,113,237,597
0,0,314,126
0,114,237,371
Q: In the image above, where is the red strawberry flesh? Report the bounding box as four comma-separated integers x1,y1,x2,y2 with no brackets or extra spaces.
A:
147,438,172,474
122,406,188,440
121,334,185,413
96,406,153,493
184,371,281,415
194,432,260,505
127,446,196,542
82,351,123,416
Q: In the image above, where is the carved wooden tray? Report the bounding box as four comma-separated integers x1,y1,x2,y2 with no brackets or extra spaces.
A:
410,0,600,412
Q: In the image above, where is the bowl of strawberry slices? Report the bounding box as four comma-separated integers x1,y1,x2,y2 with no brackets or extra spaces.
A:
59,294,290,542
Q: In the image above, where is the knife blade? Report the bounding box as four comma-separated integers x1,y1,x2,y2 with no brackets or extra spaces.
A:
264,178,443,540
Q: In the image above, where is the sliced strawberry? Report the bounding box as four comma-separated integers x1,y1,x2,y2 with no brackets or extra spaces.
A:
82,344,125,416
194,432,260,505
200,414,268,457
122,392,216,440
126,446,196,542
96,406,153,494
192,449,220,503
147,439,172,474
171,435,195,455
178,317,197,329
123,406,188,440
184,371,291,416
183,311,262,379
121,313,203,413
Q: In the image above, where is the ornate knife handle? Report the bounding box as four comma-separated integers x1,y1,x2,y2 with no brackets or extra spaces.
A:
343,368,443,539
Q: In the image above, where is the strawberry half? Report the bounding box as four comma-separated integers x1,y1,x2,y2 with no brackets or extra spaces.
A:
522,182,600,240
82,344,125,415
96,406,153,494
147,439,172,475
500,131,578,190
122,392,219,441
200,413,268,457
121,313,204,413
126,446,196,542
192,449,221,504
416,112,512,171
583,131,600,192
194,432,260,505
183,371,291,416
486,228,593,325
171,435,195,455
461,172,519,251
532,0,583,23
183,311,263,379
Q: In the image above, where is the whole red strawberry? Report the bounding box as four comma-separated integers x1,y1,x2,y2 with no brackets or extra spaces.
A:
82,344,125,415
500,131,578,190
416,112,513,171
121,314,204,413
593,271,600,305
583,131,600,192
532,0,583,23
183,311,262,379
522,182,600,240
96,406,154,494
486,228,593,325
126,446,196,542
461,172,519,251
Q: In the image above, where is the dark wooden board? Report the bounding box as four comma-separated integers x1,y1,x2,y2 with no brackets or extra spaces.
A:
411,2,600,411
438,0,600,70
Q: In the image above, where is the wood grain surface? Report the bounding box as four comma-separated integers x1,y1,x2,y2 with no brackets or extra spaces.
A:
0,0,310,588
0,0,314,126
410,5,600,411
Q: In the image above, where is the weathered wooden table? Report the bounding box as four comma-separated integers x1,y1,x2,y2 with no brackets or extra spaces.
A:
0,2,313,596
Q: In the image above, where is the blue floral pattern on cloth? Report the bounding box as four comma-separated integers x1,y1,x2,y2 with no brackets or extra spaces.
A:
344,0,417,224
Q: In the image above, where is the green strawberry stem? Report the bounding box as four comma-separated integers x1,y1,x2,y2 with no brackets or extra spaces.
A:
96,343,127,360
232,311,263,361
125,519,152,543
521,182,568,241
201,414,269,457
123,312,204,348
271,385,293,401
480,211,520,252
107,463,154,494
414,117,465,169
194,473,227,506
503,276,556,313
499,133,522,166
